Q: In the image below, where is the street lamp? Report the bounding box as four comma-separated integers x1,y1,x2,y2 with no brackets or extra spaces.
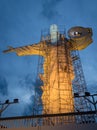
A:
74,92,97,112
0,98,19,117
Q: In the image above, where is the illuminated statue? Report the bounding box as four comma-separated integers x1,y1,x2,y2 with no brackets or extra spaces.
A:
3,24,93,114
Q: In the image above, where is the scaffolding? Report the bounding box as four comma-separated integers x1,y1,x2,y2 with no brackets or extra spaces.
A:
35,28,74,117
71,50,95,122
33,25,95,123
3,24,95,124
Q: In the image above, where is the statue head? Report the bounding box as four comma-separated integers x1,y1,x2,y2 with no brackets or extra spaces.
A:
50,24,59,44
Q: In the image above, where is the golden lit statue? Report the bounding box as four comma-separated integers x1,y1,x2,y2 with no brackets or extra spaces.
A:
3,24,93,114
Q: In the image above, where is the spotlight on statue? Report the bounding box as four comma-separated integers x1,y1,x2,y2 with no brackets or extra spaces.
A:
5,100,9,104
13,99,19,103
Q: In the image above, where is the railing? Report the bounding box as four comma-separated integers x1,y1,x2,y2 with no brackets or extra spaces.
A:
0,111,97,128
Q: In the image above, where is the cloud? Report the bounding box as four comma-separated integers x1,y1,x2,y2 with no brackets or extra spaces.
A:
18,74,35,90
0,76,8,96
41,0,63,20
1,74,43,117
18,75,43,116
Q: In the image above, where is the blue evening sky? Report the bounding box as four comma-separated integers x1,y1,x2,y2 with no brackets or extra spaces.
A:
0,0,97,117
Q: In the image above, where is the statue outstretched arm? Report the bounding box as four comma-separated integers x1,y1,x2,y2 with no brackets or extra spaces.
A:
3,42,46,56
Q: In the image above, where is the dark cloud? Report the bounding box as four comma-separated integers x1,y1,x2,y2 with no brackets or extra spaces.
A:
41,0,63,20
18,74,43,116
0,76,8,96
0,74,42,117
22,94,43,116
18,73,43,94
18,74,35,90
22,95,35,116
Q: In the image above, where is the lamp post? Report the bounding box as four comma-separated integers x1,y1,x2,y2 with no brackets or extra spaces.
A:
74,92,97,112
0,99,19,117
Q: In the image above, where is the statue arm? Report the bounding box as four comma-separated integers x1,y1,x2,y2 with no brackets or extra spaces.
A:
3,42,46,56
